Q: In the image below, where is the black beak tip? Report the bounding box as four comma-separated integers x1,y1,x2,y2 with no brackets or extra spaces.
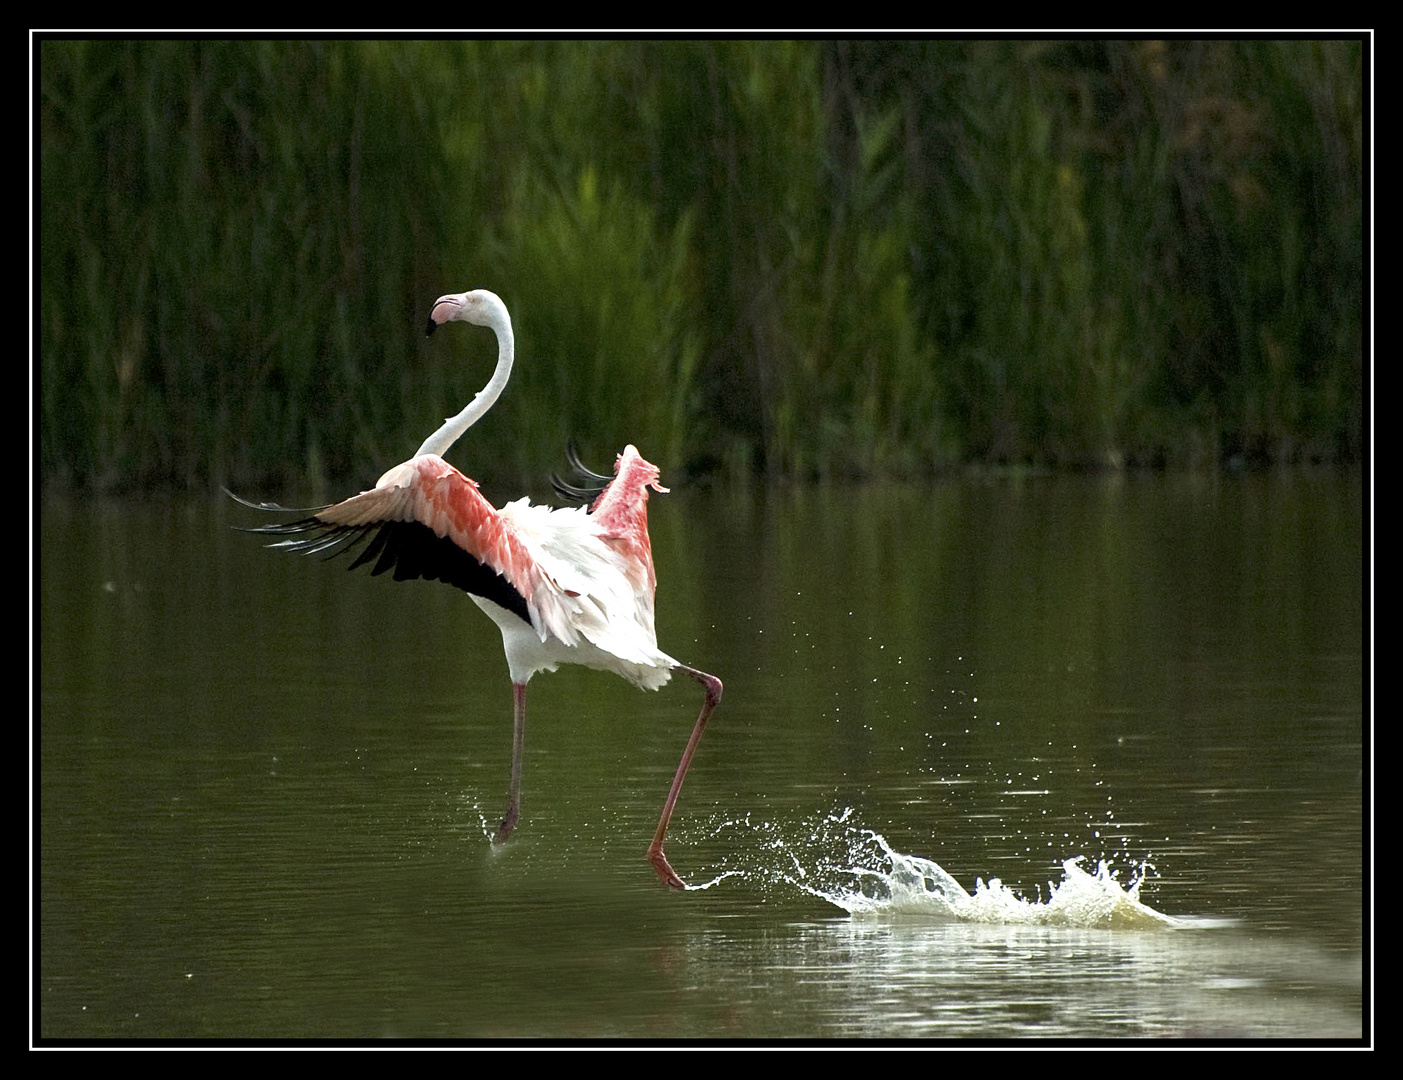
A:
425,318,437,337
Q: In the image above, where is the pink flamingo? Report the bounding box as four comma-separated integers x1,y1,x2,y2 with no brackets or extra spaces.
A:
234,289,721,889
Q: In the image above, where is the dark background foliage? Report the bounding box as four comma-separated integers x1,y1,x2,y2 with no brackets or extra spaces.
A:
37,39,1365,493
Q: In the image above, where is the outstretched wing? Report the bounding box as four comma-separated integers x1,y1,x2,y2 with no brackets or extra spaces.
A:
231,443,679,681
230,457,537,626
232,493,533,628
231,452,668,667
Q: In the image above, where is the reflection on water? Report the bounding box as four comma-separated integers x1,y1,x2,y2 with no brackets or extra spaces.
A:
37,473,1365,1040
675,912,1362,1039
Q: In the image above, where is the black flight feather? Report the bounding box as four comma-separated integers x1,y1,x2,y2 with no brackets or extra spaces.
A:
227,489,532,626
550,441,613,507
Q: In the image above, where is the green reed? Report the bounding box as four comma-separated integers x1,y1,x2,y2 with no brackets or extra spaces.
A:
38,39,1363,492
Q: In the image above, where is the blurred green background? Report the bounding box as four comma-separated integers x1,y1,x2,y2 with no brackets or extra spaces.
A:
37,39,1365,493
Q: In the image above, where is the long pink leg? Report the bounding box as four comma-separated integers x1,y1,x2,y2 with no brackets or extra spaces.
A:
496,682,527,842
648,665,723,888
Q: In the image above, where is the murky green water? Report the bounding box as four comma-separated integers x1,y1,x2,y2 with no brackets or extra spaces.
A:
37,472,1365,1041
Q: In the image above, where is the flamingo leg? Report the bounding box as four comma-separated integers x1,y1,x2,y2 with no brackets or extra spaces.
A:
648,665,723,889
496,682,527,842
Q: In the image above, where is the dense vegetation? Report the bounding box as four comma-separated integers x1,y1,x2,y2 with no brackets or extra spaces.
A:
37,39,1365,492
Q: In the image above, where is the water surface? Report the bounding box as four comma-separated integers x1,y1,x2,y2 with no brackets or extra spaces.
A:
37,472,1365,1040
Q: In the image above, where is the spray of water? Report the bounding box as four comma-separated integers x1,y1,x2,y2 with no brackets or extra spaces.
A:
689,807,1180,929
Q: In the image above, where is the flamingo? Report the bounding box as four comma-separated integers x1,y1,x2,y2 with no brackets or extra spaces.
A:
232,288,721,889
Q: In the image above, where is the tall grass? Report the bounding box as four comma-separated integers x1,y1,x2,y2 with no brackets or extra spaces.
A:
40,40,450,493
37,39,1364,492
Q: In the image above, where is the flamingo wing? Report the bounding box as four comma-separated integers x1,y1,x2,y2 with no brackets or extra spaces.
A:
237,453,671,675
236,455,541,627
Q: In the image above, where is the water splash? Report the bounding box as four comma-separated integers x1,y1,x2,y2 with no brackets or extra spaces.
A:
697,807,1181,929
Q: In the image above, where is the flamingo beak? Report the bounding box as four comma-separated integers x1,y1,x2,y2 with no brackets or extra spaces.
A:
426,294,463,337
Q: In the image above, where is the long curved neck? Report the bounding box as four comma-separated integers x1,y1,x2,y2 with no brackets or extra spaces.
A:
415,308,514,459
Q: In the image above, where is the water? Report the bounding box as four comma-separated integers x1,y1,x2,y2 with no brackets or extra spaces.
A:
36,472,1366,1041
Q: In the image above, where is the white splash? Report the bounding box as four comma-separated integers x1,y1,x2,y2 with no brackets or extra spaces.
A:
701,808,1181,929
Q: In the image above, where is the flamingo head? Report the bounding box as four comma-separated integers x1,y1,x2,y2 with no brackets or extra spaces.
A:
425,289,509,337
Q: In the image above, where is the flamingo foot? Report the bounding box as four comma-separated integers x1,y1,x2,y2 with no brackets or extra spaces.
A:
648,844,687,889
495,806,518,844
